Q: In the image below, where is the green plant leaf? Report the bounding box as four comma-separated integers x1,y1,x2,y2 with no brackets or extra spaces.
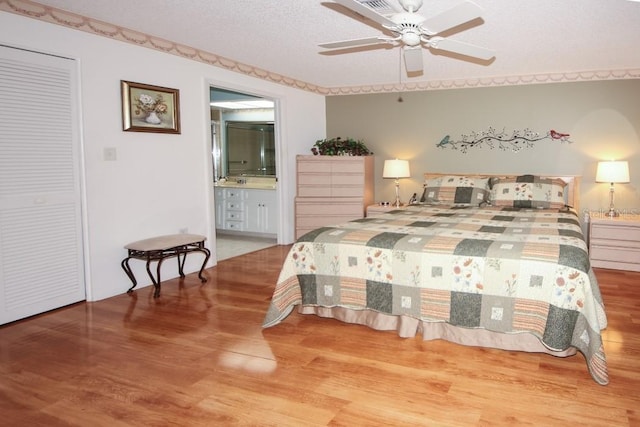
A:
311,137,372,156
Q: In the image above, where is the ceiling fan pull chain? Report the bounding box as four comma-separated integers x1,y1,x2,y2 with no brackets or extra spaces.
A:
398,48,404,103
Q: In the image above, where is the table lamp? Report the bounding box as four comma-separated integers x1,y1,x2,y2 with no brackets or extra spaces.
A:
595,160,630,217
383,159,411,208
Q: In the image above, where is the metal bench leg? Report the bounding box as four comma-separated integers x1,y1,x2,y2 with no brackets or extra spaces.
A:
145,257,164,298
177,250,187,278
197,247,211,283
121,257,138,293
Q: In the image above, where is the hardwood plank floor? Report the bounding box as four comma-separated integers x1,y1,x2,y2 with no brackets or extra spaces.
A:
1,245,639,426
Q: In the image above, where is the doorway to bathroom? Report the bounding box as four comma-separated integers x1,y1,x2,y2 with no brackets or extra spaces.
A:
210,86,278,261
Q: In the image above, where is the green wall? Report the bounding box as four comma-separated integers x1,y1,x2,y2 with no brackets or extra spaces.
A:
326,79,640,215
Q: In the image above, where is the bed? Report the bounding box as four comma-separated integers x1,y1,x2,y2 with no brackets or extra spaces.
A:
263,173,608,385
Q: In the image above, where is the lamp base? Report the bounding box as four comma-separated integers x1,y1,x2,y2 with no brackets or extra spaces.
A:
394,179,401,208
607,185,619,218
607,208,620,218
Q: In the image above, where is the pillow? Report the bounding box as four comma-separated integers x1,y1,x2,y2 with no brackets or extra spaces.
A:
490,175,567,209
420,175,490,206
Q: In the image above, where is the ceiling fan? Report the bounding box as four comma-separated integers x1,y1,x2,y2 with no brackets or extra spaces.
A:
319,0,495,75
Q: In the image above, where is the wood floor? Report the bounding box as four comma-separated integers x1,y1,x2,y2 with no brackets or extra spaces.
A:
1,245,639,426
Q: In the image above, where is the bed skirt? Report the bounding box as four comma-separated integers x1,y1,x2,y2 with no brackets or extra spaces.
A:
298,305,577,357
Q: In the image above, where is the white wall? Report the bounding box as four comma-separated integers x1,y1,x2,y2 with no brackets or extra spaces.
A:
326,81,640,216
0,11,326,301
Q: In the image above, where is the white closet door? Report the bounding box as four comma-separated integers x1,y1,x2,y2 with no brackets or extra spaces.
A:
0,45,85,325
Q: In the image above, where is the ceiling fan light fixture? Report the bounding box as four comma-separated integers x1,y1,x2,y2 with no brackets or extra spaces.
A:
401,30,421,46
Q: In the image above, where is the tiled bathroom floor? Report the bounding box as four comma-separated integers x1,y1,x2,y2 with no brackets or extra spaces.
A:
215,234,277,261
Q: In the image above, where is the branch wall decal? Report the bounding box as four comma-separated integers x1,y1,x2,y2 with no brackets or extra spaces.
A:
436,128,573,153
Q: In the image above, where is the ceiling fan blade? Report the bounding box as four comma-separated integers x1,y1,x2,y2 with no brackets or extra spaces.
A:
332,0,397,28
403,46,423,73
319,36,391,49
428,37,495,60
421,1,483,35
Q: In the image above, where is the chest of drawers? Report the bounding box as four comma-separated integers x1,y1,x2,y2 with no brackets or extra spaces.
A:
295,155,374,239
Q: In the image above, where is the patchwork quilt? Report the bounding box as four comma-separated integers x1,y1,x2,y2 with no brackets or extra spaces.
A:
263,205,609,385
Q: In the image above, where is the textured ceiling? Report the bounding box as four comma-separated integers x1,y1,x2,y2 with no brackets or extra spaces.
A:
12,0,640,91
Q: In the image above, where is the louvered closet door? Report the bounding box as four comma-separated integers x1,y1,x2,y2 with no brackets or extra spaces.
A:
0,45,85,325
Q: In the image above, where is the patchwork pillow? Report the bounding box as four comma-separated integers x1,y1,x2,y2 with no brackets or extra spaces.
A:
421,175,490,206
490,175,567,209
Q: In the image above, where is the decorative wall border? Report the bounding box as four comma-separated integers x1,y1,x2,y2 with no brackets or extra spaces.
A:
322,68,640,96
2,0,640,96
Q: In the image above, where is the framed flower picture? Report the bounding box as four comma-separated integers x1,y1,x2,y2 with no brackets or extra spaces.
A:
121,80,181,134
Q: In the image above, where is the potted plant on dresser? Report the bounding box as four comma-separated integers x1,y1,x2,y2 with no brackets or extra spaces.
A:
295,137,374,239
311,137,373,156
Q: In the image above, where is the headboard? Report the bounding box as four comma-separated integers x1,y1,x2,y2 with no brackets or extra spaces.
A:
423,173,580,214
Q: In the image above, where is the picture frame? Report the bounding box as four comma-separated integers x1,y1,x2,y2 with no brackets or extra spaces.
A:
121,80,181,134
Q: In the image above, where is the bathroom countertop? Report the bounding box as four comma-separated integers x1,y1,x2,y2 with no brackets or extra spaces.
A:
214,177,277,190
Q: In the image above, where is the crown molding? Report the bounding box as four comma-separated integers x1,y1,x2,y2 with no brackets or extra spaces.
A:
2,0,639,96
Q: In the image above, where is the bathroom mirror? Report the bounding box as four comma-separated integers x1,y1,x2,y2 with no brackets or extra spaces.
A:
225,121,275,176
210,87,275,180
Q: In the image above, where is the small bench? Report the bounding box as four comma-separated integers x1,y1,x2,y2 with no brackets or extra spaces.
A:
121,234,211,297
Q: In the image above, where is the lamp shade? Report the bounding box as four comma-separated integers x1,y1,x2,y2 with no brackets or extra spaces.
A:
383,159,410,179
595,160,630,183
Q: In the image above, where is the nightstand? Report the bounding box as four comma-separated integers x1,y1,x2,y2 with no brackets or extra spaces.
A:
366,204,407,217
589,214,640,272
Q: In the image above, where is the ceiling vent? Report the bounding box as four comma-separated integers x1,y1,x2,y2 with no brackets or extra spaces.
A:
357,0,397,16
